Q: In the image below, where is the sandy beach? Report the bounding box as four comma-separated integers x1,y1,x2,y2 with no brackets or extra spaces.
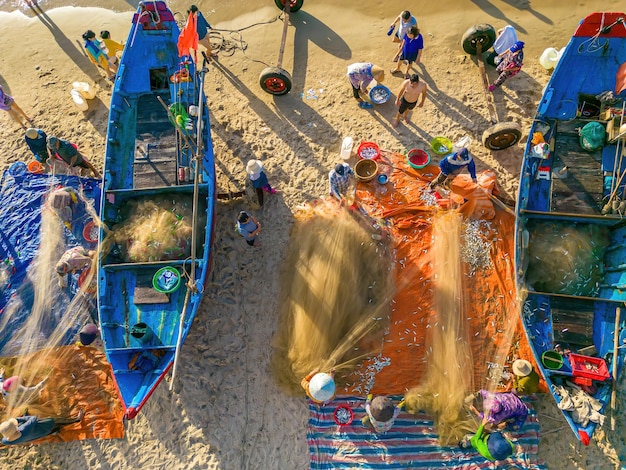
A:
1,0,625,468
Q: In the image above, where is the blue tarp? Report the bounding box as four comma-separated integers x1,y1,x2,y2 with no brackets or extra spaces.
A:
0,171,101,353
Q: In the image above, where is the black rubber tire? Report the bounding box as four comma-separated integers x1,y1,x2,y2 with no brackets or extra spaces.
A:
461,24,496,55
259,67,292,95
274,0,304,12
482,121,522,150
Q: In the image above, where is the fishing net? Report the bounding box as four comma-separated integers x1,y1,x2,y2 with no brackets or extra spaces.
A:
0,173,124,442
271,199,394,395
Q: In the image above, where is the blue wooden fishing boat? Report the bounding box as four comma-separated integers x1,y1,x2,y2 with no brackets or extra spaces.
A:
515,12,626,444
98,1,216,419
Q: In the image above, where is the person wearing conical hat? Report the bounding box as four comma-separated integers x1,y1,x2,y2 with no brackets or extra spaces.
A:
301,368,336,404
245,159,276,207
347,63,385,109
512,359,540,395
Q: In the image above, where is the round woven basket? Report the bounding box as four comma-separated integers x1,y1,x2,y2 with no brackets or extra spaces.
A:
355,159,378,182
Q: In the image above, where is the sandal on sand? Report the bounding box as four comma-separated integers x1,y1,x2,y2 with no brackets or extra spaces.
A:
390,69,402,76
358,102,373,109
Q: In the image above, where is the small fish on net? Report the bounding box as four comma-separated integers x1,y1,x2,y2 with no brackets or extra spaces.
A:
461,219,493,275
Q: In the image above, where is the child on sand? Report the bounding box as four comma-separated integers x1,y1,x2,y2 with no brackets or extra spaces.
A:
391,26,423,79
82,30,117,81
362,394,404,433
393,73,427,127
0,85,32,130
99,31,124,63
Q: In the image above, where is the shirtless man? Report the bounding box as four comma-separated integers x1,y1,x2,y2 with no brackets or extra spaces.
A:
393,74,427,127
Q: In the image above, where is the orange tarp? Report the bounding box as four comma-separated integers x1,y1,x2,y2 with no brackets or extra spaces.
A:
1,345,125,444
346,150,538,395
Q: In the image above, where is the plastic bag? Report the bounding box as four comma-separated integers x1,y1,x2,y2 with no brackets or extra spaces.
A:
579,122,605,152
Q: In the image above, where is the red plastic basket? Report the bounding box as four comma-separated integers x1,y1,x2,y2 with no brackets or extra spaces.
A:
568,353,610,381
357,141,380,160
333,405,354,426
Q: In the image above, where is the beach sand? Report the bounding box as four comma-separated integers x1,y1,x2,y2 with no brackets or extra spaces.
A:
0,0,625,468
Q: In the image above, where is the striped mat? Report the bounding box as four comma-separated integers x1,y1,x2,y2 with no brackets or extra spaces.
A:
307,396,546,469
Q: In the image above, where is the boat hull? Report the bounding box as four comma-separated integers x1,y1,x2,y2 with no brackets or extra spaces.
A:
97,1,216,419
515,12,626,443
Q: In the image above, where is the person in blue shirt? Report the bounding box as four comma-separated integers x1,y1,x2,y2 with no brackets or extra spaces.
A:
328,163,356,202
391,26,424,79
24,128,48,165
236,211,261,247
429,147,477,189
0,409,84,445
187,5,217,59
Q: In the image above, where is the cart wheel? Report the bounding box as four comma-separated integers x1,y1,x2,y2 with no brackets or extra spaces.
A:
461,24,496,55
259,67,292,95
274,0,304,12
482,122,522,150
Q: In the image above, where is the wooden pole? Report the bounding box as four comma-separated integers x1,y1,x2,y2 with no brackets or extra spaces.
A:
611,306,621,431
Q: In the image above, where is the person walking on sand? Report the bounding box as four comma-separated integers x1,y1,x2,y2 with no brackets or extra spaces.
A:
99,31,124,63
246,159,277,207
393,74,427,127
391,26,424,79
236,211,261,247
489,41,524,91
429,147,477,188
47,136,101,179
347,63,385,109
0,85,32,130
82,30,117,81
0,409,84,445
388,10,418,62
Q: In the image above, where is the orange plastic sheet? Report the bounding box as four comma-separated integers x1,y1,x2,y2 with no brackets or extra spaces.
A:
346,151,540,396
0,345,125,444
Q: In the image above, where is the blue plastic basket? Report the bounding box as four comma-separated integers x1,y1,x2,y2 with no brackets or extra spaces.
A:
369,85,391,104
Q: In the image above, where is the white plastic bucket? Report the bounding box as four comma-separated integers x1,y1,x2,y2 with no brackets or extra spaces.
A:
539,48,559,70
72,81,96,100
340,136,354,160
452,136,472,151
71,89,88,111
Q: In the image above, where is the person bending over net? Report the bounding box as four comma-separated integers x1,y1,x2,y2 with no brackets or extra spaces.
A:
0,369,45,402
56,246,95,288
459,416,515,462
